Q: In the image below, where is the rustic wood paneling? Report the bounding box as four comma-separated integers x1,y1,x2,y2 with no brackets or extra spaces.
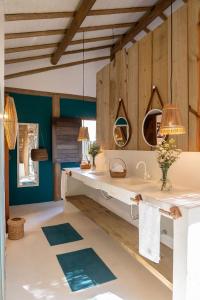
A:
138,33,153,150
96,1,199,152
153,21,168,108
127,43,139,149
188,0,200,151
109,50,129,149
96,64,110,149
171,6,188,151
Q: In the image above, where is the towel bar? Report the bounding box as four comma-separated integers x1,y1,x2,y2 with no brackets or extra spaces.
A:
131,194,182,220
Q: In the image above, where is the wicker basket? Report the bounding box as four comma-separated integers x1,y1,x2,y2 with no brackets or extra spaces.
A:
80,163,91,169
109,158,127,178
110,169,127,178
7,217,25,240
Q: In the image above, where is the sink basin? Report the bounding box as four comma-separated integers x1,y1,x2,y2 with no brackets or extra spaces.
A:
88,171,107,176
114,177,148,186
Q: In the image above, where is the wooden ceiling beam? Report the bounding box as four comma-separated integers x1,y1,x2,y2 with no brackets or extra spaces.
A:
5,7,151,21
5,22,133,40
5,55,110,79
5,12,74,21
111,0,177,57
5,87,96,102
51,0,97,65
5,45,111,64
88,7,151,15
5,34,121,53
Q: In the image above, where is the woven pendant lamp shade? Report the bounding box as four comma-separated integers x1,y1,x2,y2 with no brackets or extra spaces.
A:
77,126,89,141
160,104,186,135
4,95,18,150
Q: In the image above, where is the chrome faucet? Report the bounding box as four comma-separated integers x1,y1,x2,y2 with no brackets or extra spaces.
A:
136,161,151,180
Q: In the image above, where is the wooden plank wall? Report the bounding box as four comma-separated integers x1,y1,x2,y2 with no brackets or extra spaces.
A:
127,43,139,150
96,64,110,149
138,33,153,151
96,1,200,152
172,6,188,151
188,0,200,151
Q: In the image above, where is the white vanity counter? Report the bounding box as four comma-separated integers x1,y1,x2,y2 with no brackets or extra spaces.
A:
64,168,200,211
63,167,200,300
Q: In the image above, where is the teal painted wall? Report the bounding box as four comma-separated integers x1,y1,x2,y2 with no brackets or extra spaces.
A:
9,93,96,205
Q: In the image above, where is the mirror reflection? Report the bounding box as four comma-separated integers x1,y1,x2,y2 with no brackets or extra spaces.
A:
142,109,165,147
17,123,39,187
113,117,130,148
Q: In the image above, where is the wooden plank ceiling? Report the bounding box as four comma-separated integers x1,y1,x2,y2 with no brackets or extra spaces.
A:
4,0,185,79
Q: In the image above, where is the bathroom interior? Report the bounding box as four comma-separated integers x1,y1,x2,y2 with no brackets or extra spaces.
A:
0,0,200,299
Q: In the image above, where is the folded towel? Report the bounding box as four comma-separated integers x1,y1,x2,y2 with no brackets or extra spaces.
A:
139,201,161,263
111,163,124,173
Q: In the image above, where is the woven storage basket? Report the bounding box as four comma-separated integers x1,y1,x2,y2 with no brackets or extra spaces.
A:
7,217,25,240
109,158,127,178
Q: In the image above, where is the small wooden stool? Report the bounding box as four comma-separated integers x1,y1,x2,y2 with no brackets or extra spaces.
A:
7,217,25,240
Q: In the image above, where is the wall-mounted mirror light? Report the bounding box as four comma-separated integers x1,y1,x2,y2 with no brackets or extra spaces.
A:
142,109,165,147
17,123,39,188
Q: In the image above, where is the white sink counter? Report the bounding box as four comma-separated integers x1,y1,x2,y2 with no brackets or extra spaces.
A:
64,168,200,211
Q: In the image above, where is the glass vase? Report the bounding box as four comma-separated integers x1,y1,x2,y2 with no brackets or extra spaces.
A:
160,166,172,191
92,156,96,170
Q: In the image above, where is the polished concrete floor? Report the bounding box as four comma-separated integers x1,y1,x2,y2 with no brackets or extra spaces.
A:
6,201,172,300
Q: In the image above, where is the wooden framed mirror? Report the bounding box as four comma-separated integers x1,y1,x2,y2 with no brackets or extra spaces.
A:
142,109,165,147
17,123,39,187
113,98,131,148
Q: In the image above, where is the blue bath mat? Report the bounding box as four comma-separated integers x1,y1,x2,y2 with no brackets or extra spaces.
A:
57,248,117,292
42,223,83,246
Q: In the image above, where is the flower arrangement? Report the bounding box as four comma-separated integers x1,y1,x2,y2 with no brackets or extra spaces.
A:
88,142,101,169
156,138,181,191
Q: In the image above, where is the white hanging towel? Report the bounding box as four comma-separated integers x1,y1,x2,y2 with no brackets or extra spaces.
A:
139,201,161,263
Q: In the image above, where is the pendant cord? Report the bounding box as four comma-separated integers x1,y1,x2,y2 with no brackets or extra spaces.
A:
112,27,114,45
83,30,85,105
83,30,85,127
170,0,173,104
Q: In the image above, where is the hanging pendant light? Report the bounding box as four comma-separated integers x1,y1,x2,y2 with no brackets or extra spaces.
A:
77,30,90,142
160,1,185,136
4,95,18,150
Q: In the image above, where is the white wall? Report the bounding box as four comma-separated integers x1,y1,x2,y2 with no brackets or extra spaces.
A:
5,50,110,97
0,1,5,299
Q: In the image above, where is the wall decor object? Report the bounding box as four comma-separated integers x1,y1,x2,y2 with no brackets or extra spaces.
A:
160,1,185,135
31,148,48,161
142,86,165,147
17,123,39,187
52,117,82,163
113,98,131,148
4,95,18,150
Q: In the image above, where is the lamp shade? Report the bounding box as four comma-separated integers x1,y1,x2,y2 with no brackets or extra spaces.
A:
160,104,186,135
4,95,18,150
77,126,89,141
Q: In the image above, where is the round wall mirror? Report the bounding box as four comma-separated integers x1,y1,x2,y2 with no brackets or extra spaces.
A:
113,117,130,148
142,109,165,147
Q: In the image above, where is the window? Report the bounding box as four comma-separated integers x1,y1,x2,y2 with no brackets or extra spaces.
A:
82,120,96,161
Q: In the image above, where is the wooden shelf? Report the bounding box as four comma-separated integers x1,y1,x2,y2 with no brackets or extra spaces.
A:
68,195,173,290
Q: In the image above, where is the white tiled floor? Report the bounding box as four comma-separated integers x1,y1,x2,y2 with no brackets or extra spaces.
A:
6,201,172,300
